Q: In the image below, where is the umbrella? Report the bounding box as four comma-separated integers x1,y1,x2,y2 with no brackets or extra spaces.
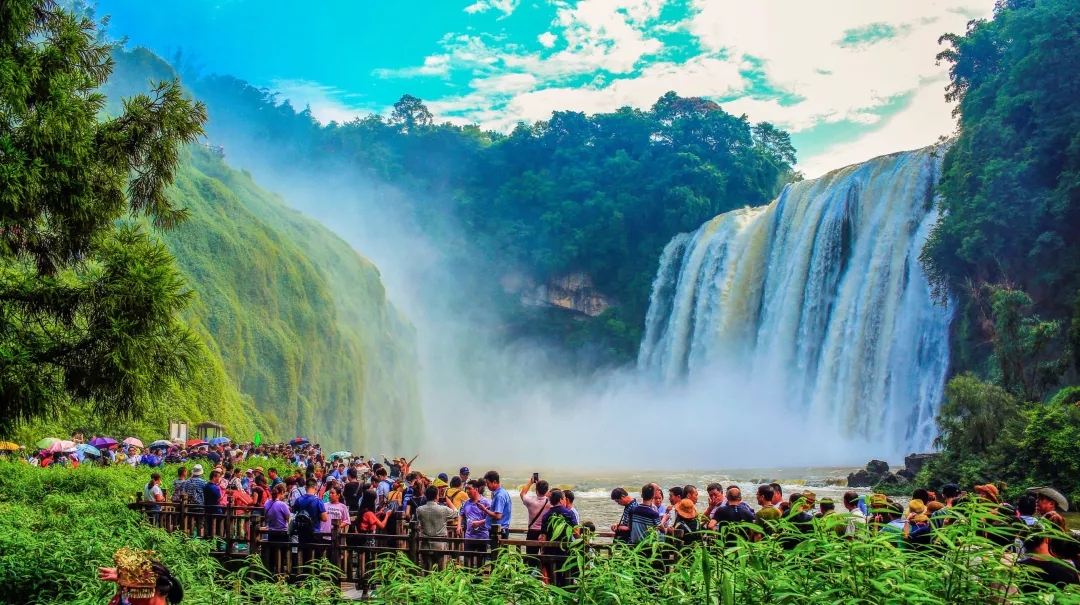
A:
0,441,20,452
123,437,143,448
89,437,118,449
185,439,207,447
149,440,171,448
1029,487,1070,512
76,444,101,458
35,437,61,450
328,450,352,460
290,437,309,446
208,437,231,446
46,440,75,453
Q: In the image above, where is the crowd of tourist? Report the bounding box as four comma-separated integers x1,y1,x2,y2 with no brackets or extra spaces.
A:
7,433,1078,593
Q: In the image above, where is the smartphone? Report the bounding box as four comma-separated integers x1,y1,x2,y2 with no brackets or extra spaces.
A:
532,472,539,482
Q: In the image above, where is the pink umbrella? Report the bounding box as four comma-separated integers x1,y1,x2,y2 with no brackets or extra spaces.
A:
46,440,76,453
123,437,143,448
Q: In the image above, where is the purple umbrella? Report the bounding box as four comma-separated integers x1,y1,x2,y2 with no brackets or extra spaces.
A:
89,437,117,449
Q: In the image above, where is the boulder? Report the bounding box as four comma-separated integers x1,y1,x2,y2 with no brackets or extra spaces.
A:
897,468,916,481
866,460,890,476
904,453,937,476
847,469,873,487
878,472,908,486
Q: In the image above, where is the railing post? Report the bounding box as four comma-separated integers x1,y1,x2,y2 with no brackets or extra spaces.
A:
225,505,234,555
408,520,420,567
330,519,342,577
490,523,501,561
179,494,188,535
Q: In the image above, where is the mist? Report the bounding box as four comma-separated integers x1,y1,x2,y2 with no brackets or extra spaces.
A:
201,125,895,471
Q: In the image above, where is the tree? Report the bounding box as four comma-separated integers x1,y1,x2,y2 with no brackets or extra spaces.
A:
389,94,433,133
0,0,208,432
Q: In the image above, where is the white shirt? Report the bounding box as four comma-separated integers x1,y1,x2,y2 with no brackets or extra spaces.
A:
845,507,867,535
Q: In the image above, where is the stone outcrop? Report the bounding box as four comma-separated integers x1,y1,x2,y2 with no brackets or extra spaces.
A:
508,271,615,317
847,460,891,487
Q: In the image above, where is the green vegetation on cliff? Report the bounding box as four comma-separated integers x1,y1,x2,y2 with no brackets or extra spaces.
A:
2,6,420,449
159,147,420,451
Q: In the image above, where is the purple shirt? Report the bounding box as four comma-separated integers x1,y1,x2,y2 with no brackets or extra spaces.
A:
264,499,290,532
460,496,491,540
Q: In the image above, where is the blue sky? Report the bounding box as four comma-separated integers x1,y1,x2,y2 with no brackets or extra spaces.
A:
96,0,994,177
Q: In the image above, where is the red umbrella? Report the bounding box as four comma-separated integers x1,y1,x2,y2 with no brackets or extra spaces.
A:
186,439,207,447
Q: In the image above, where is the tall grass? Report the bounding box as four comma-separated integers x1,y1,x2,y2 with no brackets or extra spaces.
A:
2,462,1077,604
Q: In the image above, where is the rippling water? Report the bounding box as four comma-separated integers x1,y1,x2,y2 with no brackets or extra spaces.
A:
493,466,867,529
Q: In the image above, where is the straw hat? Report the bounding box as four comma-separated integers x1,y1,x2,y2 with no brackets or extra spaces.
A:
907,499,926,515
973,484,999,504
675,498,698,519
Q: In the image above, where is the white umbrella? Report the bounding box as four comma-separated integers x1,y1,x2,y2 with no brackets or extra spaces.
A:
46,440,76,453
123,437,143,448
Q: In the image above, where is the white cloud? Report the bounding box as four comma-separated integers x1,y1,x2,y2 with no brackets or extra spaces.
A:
372,54,452,79
270,79,375,124
464,0,519,16
798,79,957,178
371,0,995,175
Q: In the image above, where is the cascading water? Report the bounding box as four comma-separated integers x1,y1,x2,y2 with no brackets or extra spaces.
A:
638,147,953,454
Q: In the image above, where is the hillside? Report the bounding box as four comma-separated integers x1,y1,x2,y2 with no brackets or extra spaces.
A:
159,147,421,451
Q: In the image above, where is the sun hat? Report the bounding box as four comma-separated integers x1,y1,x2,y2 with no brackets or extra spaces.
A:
191,464,204,477
675,498,698,519
907,499,926,514
973,484,1000,504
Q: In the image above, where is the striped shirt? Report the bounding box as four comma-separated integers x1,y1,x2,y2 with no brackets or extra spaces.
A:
628,503,661,544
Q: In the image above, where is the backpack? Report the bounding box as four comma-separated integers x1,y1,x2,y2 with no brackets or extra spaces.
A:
290,496,317,541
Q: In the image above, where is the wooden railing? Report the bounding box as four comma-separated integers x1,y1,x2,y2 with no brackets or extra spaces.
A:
128,498,652,592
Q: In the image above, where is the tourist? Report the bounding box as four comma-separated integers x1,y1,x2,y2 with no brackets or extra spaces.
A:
343,468,363,516
143,472,165,506
445,476,467,511
705,483,725,519
671,495,700,543
268,468,282,488
171,467,188,503
322,486,351,534
1015,532,1080,592
374,467,393,508
769,483,784,507
357,489,391,545
628,484,662,544
98,556,183,605
539,489,577,587
287,476,304,507
1017,494,1040,527
460,480,491,565
251,475,270,507
610,487,635,543
842,491,866,535
458,466,470,486
292,478,328,540
264,484,291,537
781,493,814,550
227,477,252,507
754,485,781,536
416,485,458,570
661,486,683,532
185,464,207,506
709,486,755,543
1031,487,1068,519
520,475,551,554
204,469,224,515
479,470,512,538
565,490,580,525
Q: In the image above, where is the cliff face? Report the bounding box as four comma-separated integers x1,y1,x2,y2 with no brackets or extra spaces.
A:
157,147,422,452
511,271,615,317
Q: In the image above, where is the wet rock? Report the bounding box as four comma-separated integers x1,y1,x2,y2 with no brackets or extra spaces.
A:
904,453,937,476
867,460,890,476
847,469,873,487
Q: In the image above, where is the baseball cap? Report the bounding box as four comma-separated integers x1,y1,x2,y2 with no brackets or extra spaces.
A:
459,466,470,475
438,473,449,482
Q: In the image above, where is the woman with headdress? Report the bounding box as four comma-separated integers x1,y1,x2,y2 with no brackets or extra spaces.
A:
98,548,183,604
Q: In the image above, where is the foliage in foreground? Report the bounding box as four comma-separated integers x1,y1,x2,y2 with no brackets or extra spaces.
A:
2,462,1078,604
0,0,207,434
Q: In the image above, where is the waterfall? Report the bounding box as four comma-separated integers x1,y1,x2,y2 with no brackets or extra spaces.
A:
638,147,953,454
